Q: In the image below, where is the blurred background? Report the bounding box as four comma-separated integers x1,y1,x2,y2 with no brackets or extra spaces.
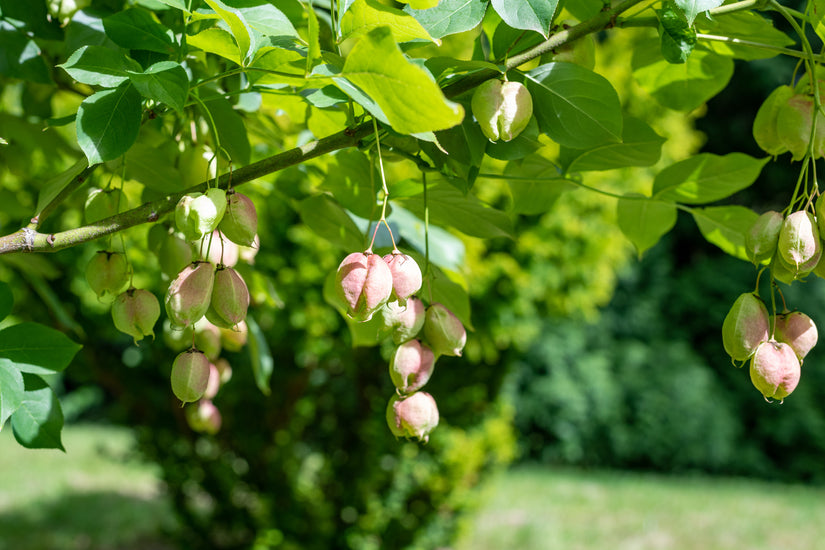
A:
2,1,825,549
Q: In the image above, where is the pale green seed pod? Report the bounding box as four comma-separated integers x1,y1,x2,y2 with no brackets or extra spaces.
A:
165,261,215,328
774,311,818,361
382,298,426,344
185,399,222,434
386,391,439,443
721,293,769,362
175,188,227,241
777,94,825,160
752,85,793,157
423,303,466,357
207,266,250,329
219,192,258,247
778,211,820,269
746,211,783,265
111,288,160,345
158,231,195,279
86,251,130,298
170,349,211,404
471,79,533,142
389,339,436,395
749,340,801,401
194,317,222,361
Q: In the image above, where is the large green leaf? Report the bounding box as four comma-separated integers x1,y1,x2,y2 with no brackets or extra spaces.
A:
616,195,677,256
697,11,793,60
632,41,734,112
246,315,273,395
405,0,488,39
248,46,306,85
197,87,251,165
76,83,143,165
10,374,65,451
814,0,825,45
35,157,88,215
102,8,175,54
388,206,466,272
341,0,435,43
297,194,365,251
0,21,51,83
691,205,757,261
491,0,558,37
125,141,187,193
187,27,241,64
232,0,299,39
0,359,24,428
525,62,623,149
128,61,189,113
340,26,464,134
562,116,665,173
0,322,82,375
659,2,695,64
59,45,141,87
320,150,380,219
673,0,723,25
504,153,576,215
652,153,769,205
203,0,254,62
398,183,514,239
430,265,472,329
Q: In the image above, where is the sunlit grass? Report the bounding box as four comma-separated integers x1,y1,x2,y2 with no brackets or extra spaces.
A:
0,424,177,550
455,465,825,550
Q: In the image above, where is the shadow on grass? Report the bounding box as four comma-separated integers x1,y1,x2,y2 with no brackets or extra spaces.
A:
0,490,178,550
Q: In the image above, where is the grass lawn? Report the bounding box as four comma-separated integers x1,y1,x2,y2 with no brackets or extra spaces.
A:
455,465,825,550
0,424,177,550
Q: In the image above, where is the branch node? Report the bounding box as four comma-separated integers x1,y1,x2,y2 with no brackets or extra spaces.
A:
148,211,159,222
22,227,37,251
46,234,56,247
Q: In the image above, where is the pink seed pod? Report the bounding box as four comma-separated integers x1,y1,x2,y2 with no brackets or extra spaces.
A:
203,362,222,400
204,230,239,267
749,340,802,401
111,288,161,345
170,349,211,404
722,293,770,362
471,79,533,142
219,192,258,246
389,339,436,394
778,211,820,269
165,261,215,328
746,211,783,265
386,391,439,443
335,252,393,321
383,253,422,305
86,251,130,298
382,298,426,344
774,311,818,361
423,303,467,357
207,266,250,329
185,399,222,435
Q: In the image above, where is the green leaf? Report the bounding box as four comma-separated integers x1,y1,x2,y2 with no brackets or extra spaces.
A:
405,0,488,39
320,150,380,219
616,195,677,256
430,265,472,330
0,359,24,428
485,117,543,161
398,183,514,239
652,153,769,204
76,83,143,165
187,27,241,64
197,87,251,165
503,153,576,215
428,114,488,191
153,0,191,10
341,0,435,43
0,322,82,375
125,141,187,193
102,8,175,54
673,0,723,26
128,61,189,113
0,21,51,83
490,0,558,37
632,40,734,112
246,315,272,395
814,0,825,44
0,281,11,322
691,205,758,261
341,26,464,134
35,157,88,215
203,0,253,62
58,45,141,87
10,374,65,451
698,11,794,60
248,46,307,85
297,194,365,251
306,3,321,74
659,2,695,64
388,206,466,272
525,62,623,149
562,116,666,173
233,0,299,39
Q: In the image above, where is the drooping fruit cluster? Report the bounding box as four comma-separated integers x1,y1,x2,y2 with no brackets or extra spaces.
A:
471,78,533,142
753,84,825,160
334,250,467,443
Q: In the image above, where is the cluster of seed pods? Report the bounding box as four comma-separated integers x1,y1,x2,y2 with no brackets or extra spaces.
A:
84,186,258,433
720,201,825,401
335,250,467,443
